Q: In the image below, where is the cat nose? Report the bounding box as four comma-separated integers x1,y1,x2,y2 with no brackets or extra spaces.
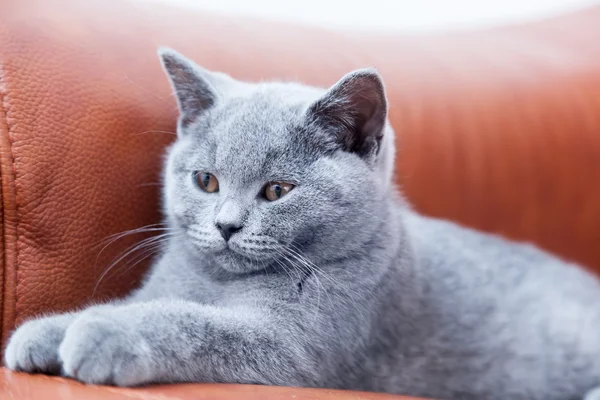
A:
216,222,243,241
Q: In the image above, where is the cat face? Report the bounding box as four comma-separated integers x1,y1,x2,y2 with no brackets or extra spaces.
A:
160,49,394,273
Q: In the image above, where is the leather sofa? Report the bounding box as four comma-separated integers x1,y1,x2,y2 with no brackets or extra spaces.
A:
1,0,600,398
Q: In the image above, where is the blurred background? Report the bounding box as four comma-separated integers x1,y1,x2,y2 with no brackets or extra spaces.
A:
136,0,600,31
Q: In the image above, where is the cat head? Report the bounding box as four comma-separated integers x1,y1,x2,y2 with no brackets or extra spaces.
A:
159,48,396,274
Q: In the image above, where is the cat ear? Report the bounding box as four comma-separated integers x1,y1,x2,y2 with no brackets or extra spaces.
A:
306,68,388,159
158,47,222,128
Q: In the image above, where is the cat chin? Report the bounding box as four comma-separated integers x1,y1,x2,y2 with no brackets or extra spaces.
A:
211,248,270,274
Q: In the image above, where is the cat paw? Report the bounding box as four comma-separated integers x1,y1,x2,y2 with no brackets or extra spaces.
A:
58,309,155,386
4,314,73,375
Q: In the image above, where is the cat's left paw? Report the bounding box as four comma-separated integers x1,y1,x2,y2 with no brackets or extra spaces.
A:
58,309,155,386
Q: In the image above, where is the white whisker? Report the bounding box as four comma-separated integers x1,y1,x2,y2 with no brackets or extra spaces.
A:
93,233,174,295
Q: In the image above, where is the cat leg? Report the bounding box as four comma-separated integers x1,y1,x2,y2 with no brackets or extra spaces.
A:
57,298,317,387
4,303,118,375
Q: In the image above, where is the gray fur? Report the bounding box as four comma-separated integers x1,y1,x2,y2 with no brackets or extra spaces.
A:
5,48,600,399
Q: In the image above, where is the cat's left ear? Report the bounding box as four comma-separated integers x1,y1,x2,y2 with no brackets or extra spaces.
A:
306,68,388,160
158,47,230,128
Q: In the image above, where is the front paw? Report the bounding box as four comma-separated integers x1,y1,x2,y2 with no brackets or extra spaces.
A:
5,314,73,375
59,309,155,386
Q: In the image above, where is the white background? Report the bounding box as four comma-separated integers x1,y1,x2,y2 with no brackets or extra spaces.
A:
135,0,600,31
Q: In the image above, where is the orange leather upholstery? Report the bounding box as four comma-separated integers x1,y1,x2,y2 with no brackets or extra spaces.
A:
0,371,418,400
1,0,600,398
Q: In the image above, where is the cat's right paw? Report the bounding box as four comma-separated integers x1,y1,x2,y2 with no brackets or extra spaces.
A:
4,314,73,375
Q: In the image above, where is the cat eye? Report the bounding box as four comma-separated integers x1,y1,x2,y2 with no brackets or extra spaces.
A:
193,171,219,193
264,182,295,201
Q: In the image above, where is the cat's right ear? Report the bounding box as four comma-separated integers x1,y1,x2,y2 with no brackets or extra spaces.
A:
305,68,387,162
158,48,220,128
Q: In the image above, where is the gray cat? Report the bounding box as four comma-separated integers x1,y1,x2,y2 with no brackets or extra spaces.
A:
5,48,600,400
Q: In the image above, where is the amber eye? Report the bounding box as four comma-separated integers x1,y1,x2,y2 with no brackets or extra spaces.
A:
264,182,294,201
194,172,219,193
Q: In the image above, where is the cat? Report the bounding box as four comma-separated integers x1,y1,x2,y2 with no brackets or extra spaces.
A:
5,47,600,400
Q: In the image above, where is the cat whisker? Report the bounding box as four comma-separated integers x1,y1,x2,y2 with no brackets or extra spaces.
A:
272,245,336,323
285,244,369,324
244,252,273,279
93,233,174,295
272,255,300,290
94,223,171,247
275,248,326,325
282,245,344,313
93,224,174,278
187,230,216,250
244,243,299,285
285,244,339,288
111,241,168,281
187,225,214,236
